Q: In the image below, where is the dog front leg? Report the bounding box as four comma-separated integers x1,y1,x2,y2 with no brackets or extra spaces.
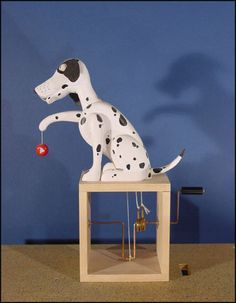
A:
82,114,105,182
39,111,83,131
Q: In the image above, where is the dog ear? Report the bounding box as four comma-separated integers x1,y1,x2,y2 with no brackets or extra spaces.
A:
69,93,81,105
57,59,80,82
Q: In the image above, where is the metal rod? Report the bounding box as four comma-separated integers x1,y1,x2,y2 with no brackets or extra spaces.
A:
132,220,159,260
146,221,159,225
133,223,136,259
126,192,132,261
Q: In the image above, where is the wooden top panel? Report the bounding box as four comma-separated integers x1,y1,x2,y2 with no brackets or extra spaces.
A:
79,172,170,192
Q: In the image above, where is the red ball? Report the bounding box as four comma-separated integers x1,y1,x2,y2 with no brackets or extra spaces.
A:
36,144,49,156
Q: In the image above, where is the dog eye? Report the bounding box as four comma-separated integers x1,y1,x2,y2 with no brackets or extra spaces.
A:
62,84,68,89
58,63,67,72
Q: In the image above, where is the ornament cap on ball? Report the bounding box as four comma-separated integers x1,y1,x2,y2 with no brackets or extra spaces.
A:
36,144,49,156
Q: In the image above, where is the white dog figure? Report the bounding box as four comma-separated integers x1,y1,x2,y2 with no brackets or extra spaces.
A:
35,58,184,182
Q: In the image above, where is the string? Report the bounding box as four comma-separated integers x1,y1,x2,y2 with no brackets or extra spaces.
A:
140,192,150,215
41,131,44,144
135,192,140,210
136,191,150,215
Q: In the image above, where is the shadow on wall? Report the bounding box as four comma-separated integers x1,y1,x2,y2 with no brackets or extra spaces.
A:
144,53,234,242
144,53,233,151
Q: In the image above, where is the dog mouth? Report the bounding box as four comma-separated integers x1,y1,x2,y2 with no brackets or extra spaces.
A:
45,98,54,104
34,87,63,104
34,91,53,104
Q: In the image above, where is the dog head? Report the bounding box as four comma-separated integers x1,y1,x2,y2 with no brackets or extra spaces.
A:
34,58,90,105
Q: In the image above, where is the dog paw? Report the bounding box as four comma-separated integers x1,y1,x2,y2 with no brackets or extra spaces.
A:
39,118,49,131
82,169,101,182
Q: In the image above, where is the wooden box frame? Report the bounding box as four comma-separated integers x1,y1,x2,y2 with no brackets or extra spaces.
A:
79,173,171,282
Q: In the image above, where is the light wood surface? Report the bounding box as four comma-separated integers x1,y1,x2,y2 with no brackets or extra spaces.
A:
79,191,90,278
79,173,171,282
157,191,171,279
86,244,164,282
79,172,171,192
2,244,235,302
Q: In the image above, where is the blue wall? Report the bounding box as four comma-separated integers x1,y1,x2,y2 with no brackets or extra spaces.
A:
2,1,234,244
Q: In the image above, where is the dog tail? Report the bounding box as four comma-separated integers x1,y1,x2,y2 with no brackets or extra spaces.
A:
151,149,185,175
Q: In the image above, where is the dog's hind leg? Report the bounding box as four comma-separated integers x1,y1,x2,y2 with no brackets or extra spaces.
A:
82,114,106,181
101,168,149,182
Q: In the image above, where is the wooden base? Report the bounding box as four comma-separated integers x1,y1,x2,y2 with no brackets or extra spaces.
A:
79,173,171,282
82,244,168,282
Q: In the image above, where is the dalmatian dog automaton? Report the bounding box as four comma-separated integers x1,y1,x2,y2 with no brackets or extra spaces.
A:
34,58,185,182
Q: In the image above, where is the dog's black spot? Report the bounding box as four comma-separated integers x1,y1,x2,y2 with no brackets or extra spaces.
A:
97,114,103,122
153,168,163,173
148,173,151,178
96,144,101,152
133,157,136,161
117,144,119,147
133,131,135,134
126,164,131,170
119,114,127,126
111,106,117,113
81,117,86,125
114,114,117,116
57,59,80,82
99,124,102,128
58,93,61,96
106,138,110,144
112,150,115,154
119,155,122,158
132,142,137,147
114,174,117,176
62,84,68,89
69,93,80,104
97,153,99,156
86,97,89,101
117,137,122,143
48,97,50,99
55,116,58,119
76,113,81,117
86,104,92,109
136,145,139,148
139,162,145,169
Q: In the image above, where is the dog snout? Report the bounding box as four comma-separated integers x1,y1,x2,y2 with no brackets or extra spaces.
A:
34,82,52,101
35,83,49,95
34,73,66,104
